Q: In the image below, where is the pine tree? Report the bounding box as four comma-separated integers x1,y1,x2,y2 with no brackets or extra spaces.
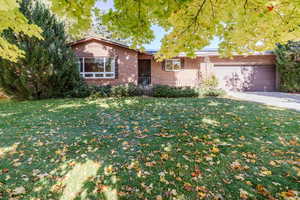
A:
71,8,128,46
0,0,80,100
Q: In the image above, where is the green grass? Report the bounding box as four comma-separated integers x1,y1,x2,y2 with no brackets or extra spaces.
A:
0,97,299,200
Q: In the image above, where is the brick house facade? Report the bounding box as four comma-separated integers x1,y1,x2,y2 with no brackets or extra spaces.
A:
70,37,278,92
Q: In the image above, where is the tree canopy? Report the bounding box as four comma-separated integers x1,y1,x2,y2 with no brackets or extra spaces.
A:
102,0,300,59
275,41,300,92
1,0,300,61
0,0,43,62
0,0,80,99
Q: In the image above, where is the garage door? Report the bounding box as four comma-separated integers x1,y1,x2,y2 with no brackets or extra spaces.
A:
214,65,276,92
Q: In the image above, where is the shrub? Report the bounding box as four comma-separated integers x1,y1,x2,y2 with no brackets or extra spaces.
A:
199,75,225,97
89,85,112,98
202,75,219,89
66,80,91,98
66,82,113,98
111,83,141,97
67,83,140,98
0,0,80,100
68,83,225,99
199,88,226,97
152,85,198,98
275,41,300,92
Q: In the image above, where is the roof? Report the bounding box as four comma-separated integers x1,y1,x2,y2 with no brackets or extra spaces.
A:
69,37,274,57
69,37,154,55
147,48,274,56
69,37,131,49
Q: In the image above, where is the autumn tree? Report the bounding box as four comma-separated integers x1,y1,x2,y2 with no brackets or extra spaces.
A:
72,8,128,45
0,0,80,99
0,0,43,62
1,0,300,61
102,0,300,59
0,0,96,62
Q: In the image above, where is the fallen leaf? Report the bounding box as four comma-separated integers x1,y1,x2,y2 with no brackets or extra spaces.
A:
196,186,208,192
2,168,9,173
161,153,169,160
239,189,249,199
198,192,207,199
260,169,272,176
191,167,202,177
184,182,193,191
235,174,245,181
280,190,296,198
13,186,26,195
256,185,269,196
211,147,220,153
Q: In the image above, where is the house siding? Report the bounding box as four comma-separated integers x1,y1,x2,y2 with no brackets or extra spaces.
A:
205,55,276,80
71,39,277,90
150,57,204,87
72,40,138,85
149,55,276,87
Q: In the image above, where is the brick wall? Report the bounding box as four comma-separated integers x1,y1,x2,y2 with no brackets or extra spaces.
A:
150,57,204,87
71,40,276,88
72,40,138,85
210,55,275,65
149,55,276,87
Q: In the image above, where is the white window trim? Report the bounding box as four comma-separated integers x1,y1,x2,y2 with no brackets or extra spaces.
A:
79,57,116,79
165,59,182,72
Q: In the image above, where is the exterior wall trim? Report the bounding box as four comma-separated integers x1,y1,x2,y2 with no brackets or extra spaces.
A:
213,62,275,66
71,38,277,90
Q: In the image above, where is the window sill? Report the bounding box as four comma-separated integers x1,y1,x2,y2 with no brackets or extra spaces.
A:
165,69,183,72
80,73,115,79
83,77,116,79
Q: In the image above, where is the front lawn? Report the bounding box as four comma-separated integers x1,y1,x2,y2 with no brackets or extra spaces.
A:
0,97,299,199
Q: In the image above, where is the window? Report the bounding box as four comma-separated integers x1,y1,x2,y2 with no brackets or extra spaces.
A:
165,59,182,71
78,57,115,78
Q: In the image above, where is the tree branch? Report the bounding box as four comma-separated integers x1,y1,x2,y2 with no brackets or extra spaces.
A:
244,0,248,13
209,0,215,19
179,0,207,36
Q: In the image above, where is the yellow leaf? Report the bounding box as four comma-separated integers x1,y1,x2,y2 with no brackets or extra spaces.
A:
280,190,296,198
239,189,249,199
198,192,207,199
156,195,163,200
260,170,272,176
211,147,220,153
161,153,169,160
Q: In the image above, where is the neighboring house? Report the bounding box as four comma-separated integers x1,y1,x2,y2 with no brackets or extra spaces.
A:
70,37,278,92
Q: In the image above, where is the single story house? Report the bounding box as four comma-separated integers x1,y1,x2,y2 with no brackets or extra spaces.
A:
70,37,278,92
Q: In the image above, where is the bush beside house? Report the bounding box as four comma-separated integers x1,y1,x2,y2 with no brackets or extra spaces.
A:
111,84,142,97
67,83,141,98
0,0,80,100
275,41,300,92
66,83,225,99
0,1,225,100
152,85,199,98
199,75,226,97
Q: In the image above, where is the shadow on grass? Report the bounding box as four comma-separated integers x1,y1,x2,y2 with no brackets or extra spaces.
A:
0,97,299,199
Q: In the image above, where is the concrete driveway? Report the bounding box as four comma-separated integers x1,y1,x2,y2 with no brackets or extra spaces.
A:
228,92,300,112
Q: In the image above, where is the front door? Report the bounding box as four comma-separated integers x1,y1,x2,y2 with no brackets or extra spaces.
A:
138,60,151,86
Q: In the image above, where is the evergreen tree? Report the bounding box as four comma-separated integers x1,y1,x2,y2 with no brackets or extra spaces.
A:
275,41,300,92
72,8,128,46
0,0,80,100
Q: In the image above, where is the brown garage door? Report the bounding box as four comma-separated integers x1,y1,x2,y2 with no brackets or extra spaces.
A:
214,65,276,92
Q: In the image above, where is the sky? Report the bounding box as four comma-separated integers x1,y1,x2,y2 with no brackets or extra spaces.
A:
96,0,220,50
